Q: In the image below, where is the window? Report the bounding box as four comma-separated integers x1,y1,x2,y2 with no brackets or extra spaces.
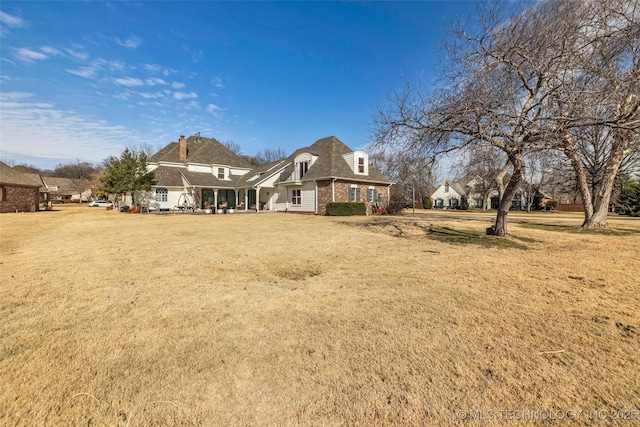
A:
156,188,168,202
299,161,309,179
217,167,225,179
292,189,301,205
367,188,377,202
444,184,449,193
348,186,360,202
358,157,365,173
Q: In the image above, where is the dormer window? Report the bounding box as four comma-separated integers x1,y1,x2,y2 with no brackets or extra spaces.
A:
299,161,309,179
217,167,225,179
345,151,368,175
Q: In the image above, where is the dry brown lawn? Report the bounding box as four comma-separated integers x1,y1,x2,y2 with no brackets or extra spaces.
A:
1,205,639,426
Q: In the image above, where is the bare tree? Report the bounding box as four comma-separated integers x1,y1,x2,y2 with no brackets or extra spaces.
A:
453,144,508,211
54,161,100,203
256,147,288,163
373,0,640,232
222,139,243,154
373,2,566,236
369,149,437,203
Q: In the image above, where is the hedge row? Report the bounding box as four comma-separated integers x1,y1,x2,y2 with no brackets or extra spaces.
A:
325,202,367,216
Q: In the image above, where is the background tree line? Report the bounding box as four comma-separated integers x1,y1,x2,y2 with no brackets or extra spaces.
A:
371,0,639,235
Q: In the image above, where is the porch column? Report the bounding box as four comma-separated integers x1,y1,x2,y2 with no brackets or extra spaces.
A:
214,189,218,211
244,191,248,212
256,186,261,212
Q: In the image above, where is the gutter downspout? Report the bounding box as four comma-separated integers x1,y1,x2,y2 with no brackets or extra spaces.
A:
331,177,337,202
314,180,318,214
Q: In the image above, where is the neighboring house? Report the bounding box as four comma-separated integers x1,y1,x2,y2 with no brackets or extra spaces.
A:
0,161,41,213
40,176,91,202
145,134,392,214
431,177,527,210
431,180,467,208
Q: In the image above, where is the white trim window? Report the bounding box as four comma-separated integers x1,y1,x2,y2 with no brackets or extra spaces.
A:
292,189,301,205
155,187,168,202
217,167,225,180
367,187,377,202
348,186,360,202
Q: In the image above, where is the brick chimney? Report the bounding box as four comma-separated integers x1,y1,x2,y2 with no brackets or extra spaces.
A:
179,135,187,160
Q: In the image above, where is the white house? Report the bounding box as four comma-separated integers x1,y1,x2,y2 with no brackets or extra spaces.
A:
431,180,467,208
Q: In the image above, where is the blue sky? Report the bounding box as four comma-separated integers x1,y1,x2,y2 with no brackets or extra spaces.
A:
1,1,483,169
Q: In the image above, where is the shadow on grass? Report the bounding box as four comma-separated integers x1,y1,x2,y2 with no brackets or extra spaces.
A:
521,223,640,236
426,226,529,250
343,219,530,250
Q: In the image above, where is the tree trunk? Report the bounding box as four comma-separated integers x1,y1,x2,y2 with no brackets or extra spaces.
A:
562,132,594,224
493,156,523,237
482,191,490,211
581,132,626,229
494,160,511,203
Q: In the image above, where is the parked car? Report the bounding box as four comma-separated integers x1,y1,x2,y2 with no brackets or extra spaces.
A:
88,200,113,208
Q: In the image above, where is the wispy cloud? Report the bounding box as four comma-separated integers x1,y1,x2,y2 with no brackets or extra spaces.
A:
114,77,144,87
211,76,225,89
116,36,142,49
40,46,62,56
0,11,26,34
145,78,166,86
173,91,197,100
12,47,48,63
206,103,225,116
0,92,138,163
171,82,185,89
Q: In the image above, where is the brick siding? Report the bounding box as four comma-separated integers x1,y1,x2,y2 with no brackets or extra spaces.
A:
0,185,39,213
316,179,389,215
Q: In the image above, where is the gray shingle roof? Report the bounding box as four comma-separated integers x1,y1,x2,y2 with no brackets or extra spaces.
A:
283,136,392,184
149,135,253,168
234,160,288,187
151,166,240,189
0,162,42,187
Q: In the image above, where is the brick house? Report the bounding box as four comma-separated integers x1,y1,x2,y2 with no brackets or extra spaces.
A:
146,135,392,214
0,161,41,213
237,136,392,214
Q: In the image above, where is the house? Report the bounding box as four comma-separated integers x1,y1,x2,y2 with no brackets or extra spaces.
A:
431,177,527,210
431,180,468,208
145,135,392,214
146,134,255,211
243,136,392,214
0,161,41,213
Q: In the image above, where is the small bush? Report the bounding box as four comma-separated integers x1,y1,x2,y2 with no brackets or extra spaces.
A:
423,196,433,209
460,195,469,210
546,199,559,211
326,202,367,216
616,183,640,216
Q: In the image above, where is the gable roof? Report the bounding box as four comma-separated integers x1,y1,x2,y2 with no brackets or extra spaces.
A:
281,136,392,184
149,135,253,168
234,159,288,187
0,162,41,187
151,166,241,189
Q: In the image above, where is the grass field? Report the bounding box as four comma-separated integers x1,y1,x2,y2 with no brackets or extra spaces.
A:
1,206,638,426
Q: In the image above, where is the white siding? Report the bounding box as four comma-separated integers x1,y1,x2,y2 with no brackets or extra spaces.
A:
188,164,211,173
431,181,462,208
230,167,250,176
273,182,316,212
341,151,368,175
